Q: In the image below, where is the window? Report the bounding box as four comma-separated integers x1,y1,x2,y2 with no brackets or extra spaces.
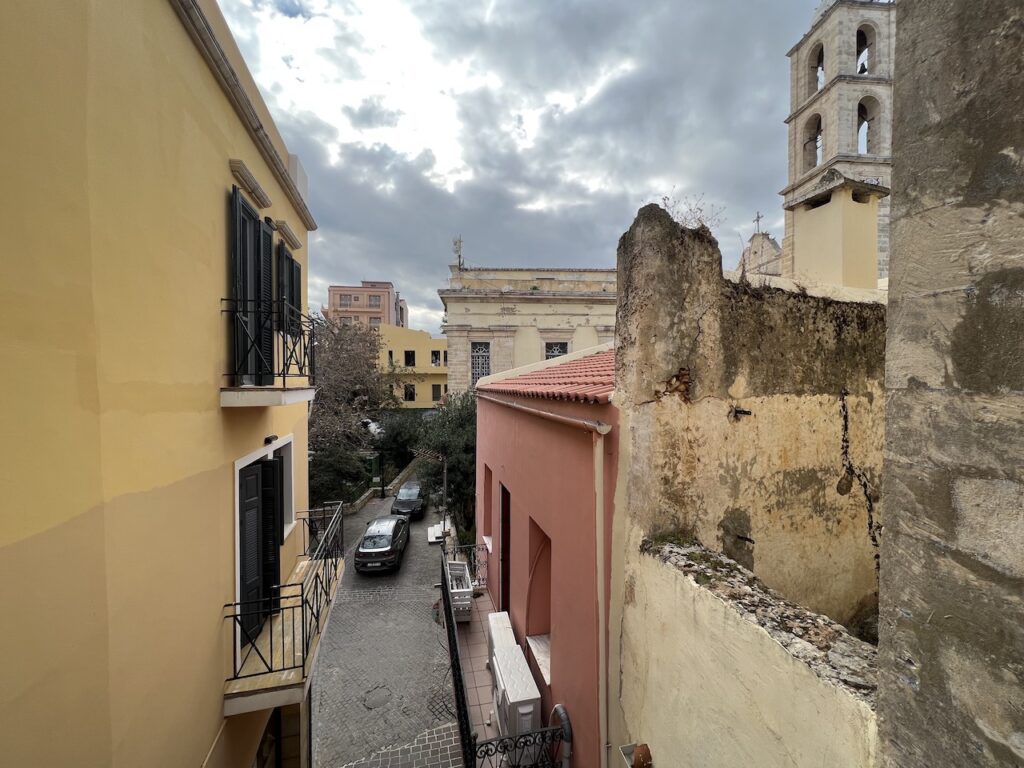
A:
339,316,353,325
404,384,416,402
444,384,449,394
432,383,442,401
856,25,876,75
803,114,823,172
544,341,568,360
471,342,491,386
858,96,881,155
431,350,442,367
230,186,274,386
388,350,394,365
369,317,381,328
368,295,382,308
338,294,352,307
405,350,416,367
352,295,360,302
277,242,301,335
807,43,825,96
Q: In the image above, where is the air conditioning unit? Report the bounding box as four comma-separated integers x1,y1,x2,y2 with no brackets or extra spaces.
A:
491,645,541,738
487,611,517,662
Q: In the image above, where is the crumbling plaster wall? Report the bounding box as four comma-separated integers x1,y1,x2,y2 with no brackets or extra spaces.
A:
615,205,886,625
618,541,878,768
878,3,1024,767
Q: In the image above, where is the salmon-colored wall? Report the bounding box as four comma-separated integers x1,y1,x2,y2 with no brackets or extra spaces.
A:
476,396,618,768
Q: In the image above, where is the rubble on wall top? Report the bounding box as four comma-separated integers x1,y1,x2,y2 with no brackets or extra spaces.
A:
641,538,878,706
722,269,887,305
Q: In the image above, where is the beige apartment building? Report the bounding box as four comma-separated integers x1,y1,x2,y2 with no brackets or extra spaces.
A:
0,2,341,767
379,325,449,409
778,0,895,288
325,281,408,328
439,264,616,392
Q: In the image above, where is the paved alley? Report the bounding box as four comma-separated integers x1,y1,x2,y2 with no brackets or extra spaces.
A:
312,487,461,768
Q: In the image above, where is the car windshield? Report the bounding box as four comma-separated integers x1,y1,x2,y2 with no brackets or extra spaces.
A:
397,488,419,500
361,534,392,549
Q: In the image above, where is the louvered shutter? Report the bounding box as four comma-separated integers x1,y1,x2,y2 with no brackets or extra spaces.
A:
259,457,283,610
238,463,264,642
277,242,291,334
291,258,302,333
257,220,275,385
230,186,247,385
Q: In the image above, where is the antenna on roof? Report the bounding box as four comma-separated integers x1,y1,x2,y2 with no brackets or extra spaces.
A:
452,235,463,270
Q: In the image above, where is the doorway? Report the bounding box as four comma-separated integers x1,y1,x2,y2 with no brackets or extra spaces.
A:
500,484,511,612
237,456,285,643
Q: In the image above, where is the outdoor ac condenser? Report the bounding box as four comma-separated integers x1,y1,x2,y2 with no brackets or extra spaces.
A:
491,645,542,737
487,611,517,663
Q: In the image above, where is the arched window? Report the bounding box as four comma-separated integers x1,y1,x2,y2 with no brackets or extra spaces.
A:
807,43,825,96
856,25,876,75
803,114,824,171
858,97,881,154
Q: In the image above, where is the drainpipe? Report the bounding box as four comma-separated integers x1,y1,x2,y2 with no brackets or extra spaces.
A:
476,393,611,768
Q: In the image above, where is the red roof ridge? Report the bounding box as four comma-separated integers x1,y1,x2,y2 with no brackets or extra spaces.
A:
477,348,615,404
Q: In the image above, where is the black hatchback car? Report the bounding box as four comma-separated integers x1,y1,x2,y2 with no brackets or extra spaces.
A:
391,481,426,520
354,516,410,573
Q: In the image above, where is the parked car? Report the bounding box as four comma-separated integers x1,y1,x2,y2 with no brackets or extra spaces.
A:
391,481,426,520
354,516,410,573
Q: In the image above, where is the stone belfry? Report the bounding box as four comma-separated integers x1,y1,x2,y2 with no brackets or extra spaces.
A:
779,0,895,288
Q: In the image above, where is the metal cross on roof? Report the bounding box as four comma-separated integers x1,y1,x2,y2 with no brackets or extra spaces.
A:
753,211,764,234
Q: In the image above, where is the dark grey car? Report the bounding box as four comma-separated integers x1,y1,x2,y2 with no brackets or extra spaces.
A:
354,515,410,573
391,481,426,520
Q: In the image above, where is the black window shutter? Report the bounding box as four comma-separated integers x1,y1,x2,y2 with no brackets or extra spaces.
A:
258,456,283,608
291,259,302,333
238,463,265,641
257,220,275,385
230,186,246,386
277,242,291,334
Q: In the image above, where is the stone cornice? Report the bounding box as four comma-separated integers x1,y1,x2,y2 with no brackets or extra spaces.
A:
780,154,892,197
787,0,895,57
169,0,317,231
438,289,616,303
785,74,892,125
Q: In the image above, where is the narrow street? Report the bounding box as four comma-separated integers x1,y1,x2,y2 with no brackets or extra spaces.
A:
313,484,461,768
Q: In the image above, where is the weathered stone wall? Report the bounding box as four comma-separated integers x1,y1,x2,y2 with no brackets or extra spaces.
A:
619,540,878,768
878,3,1024,766
616,204,886,626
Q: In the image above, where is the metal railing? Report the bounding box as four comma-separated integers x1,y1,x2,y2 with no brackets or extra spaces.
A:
224,502,343,682
222,297,315,387
445,543,489,588
440,553,566,767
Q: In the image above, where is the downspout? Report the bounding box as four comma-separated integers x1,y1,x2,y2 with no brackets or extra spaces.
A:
476,393,611,768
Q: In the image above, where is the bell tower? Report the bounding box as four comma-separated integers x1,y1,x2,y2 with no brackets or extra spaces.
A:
779,0,895,288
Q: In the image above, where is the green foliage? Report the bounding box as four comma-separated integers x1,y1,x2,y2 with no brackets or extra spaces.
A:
375,409,424,470
416,390,477,531
309,443,371,506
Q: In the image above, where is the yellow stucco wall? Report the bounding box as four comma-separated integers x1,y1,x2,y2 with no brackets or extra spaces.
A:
0,2,312,766
379,325,448,408
617,533,878,768
792,188,880,289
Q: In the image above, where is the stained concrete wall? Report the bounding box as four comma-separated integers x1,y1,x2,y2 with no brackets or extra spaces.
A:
620,541,878,768
615,205,885,627
878,3,1024,766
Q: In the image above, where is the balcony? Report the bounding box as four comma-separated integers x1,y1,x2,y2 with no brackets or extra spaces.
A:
220,297,316,407
222,504,343,715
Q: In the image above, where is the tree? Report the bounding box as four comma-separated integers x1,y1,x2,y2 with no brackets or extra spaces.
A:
374,409,424,474
309,315,396,453
416,391,476,532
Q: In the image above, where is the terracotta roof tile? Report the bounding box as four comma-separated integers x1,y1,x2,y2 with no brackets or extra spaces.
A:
477,349,615,404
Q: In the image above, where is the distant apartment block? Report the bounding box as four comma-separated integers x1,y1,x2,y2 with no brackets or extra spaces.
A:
326,281,408,328
439,265,616,392
379,325,449,409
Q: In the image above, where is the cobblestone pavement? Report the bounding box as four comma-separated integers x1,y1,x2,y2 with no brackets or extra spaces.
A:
313,488,459,767
339,724,462,768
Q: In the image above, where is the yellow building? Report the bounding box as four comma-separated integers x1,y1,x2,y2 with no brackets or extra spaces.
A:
0,2,342,767
379,326,449,408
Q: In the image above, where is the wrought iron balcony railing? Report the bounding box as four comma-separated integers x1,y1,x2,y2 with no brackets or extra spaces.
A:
222,297,315,388
223,503,343,685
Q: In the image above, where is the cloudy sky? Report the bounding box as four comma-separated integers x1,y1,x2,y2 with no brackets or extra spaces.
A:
221,0,818,333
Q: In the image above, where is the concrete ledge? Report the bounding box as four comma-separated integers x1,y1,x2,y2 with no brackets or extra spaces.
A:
641,538,877,703
220,387,316,407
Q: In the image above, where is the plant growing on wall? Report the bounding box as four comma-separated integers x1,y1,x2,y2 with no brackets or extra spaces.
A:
655,187,726,231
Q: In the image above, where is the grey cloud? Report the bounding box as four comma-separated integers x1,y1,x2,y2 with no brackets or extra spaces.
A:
342,96,404,129
240,0,816,331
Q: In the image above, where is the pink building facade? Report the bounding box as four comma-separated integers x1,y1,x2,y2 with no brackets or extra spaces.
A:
475,348,617,768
